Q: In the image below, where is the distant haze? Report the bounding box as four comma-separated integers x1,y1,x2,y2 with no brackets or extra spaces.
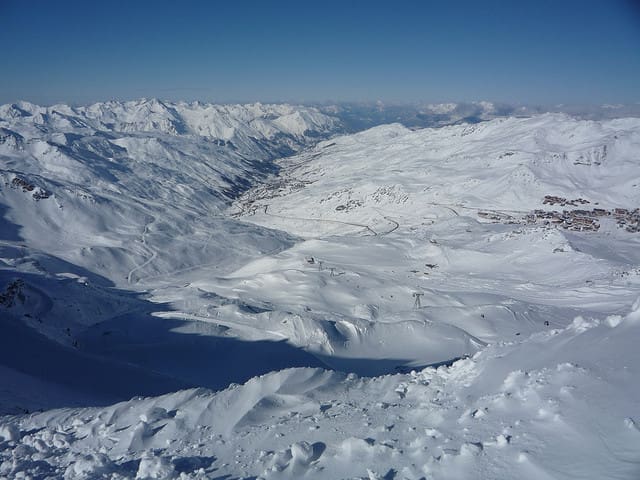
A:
1,0,639,105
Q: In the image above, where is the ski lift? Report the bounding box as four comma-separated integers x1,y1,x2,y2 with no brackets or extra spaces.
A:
412,291,424,309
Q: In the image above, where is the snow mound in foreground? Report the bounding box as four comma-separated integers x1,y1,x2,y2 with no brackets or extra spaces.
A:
2,300,639,479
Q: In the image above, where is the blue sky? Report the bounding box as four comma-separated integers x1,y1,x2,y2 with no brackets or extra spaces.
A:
1,0,639,105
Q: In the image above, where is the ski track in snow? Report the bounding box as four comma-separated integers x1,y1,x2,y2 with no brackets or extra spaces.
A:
127,218,157,284
262,204,379,236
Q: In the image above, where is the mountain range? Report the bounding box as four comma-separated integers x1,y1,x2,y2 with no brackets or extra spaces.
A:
1,100,639,479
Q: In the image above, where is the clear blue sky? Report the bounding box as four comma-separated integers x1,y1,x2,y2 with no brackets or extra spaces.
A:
1,0,639,105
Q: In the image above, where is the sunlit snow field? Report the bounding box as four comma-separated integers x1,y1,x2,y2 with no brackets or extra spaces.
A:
0,101,639,479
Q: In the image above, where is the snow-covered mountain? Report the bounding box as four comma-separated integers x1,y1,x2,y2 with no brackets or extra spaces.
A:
318,101,516,131
1,105,640,479
0,99,341,403
215,113,640,371
236,114,640,233
320,101,640,132
0,99,339,286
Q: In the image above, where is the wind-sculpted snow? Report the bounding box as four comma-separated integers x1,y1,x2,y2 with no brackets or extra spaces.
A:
1,303,639,479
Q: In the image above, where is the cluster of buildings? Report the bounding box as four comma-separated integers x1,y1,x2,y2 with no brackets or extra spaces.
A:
612,208,640,233
527,209,601,231
477,196,640,234
542,195,591,207
476,210,518,223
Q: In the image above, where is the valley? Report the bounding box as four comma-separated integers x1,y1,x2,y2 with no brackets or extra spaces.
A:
0,103,639,479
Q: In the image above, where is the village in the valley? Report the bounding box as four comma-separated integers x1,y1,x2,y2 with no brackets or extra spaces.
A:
477,195,640,233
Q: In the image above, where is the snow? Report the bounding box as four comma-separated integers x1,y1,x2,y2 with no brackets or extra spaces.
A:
1,102,640,478
1,310,638,478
